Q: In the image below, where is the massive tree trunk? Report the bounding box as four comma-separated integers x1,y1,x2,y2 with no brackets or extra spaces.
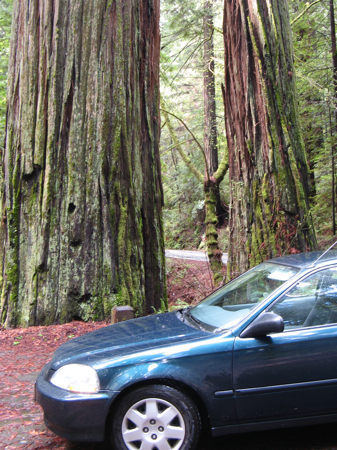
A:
0,0,166,328
223,0,316,278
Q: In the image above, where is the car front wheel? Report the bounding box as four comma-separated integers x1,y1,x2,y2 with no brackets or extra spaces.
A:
110,385,201,450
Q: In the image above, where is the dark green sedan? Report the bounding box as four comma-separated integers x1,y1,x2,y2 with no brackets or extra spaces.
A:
36,251,337,450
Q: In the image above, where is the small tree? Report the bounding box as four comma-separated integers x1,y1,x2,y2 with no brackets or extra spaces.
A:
161,100,228,285
203,0,227,225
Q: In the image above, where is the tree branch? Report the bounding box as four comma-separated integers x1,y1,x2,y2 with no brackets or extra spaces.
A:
214,143,229,184
212,25,223,35
160,103,205,184
171,37,211,84
291,0,322,25
160,139,189,155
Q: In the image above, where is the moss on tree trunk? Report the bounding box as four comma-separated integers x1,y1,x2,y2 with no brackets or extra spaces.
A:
0,0,166,327
223,0,316,278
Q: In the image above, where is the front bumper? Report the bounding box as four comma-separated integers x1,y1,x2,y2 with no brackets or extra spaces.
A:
35,363,119,442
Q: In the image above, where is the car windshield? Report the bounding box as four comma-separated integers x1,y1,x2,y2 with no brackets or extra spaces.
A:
189,263,299,331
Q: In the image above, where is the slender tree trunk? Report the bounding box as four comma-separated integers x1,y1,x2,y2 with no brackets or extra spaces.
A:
0,0,166,328
203,0,226,227
330,0,337,235
203,0,222,283
223,0,316,278
204,0,218,176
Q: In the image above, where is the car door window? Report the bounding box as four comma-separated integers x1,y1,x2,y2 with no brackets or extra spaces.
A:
270,267,337,329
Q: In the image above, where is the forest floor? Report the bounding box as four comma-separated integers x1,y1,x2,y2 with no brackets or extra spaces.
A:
166,258,215,308
1,258,337,450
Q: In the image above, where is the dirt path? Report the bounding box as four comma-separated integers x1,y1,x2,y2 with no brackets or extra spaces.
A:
165,249,228,264
0,321,109,450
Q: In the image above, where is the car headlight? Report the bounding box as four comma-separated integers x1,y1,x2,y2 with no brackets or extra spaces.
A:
50,364,100,394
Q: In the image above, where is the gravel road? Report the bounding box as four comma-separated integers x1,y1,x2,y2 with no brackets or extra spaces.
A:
165,249,228,264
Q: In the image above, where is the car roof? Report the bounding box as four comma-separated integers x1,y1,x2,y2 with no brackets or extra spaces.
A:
268,250,337,269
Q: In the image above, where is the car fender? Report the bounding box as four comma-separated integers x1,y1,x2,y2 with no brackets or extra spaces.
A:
103,346,236,428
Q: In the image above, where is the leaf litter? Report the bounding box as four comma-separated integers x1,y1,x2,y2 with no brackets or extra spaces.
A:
0,320,110,450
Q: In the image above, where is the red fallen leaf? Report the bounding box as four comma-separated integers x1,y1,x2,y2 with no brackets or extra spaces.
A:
29,429,46,435
9,433,17,440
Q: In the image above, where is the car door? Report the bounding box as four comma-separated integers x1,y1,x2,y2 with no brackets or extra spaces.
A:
233,266,337,423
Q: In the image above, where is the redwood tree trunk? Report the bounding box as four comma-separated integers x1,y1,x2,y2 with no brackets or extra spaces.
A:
223,0,316,278
0,0,166,327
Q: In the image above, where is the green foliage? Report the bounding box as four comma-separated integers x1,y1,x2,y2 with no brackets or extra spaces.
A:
162,149,204,249
160,0,229,250
168,299,190,311
151,304,168,314
0,0,12,146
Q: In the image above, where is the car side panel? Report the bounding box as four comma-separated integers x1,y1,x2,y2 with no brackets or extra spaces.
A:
233,324,337,422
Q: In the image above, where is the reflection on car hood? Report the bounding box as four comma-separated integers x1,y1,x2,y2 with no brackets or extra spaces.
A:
50,312,206,370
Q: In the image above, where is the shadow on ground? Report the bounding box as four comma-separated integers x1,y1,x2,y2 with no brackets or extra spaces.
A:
55,422,337,450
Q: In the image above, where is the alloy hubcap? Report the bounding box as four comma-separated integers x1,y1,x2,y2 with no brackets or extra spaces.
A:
122,398,186,450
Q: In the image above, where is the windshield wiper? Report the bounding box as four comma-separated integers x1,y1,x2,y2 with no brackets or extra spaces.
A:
183,308,201,325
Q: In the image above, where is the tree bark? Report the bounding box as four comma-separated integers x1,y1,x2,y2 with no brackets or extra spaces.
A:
203,0,226,227
223,0,316,278
0,0,166,327
204,1,218,176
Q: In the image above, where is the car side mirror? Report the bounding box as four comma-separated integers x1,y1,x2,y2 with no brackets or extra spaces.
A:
240,312,284,339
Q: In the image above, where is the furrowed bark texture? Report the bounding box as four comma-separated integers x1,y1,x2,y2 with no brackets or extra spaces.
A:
0,0,166,327
223,0,316,278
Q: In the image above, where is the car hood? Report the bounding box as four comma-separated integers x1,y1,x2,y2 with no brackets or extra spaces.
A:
50,312,207,370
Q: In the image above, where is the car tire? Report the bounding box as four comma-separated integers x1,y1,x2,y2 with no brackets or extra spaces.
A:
110,384,201,450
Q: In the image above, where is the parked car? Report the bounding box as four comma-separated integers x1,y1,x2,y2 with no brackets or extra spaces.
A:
36,250,337,450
